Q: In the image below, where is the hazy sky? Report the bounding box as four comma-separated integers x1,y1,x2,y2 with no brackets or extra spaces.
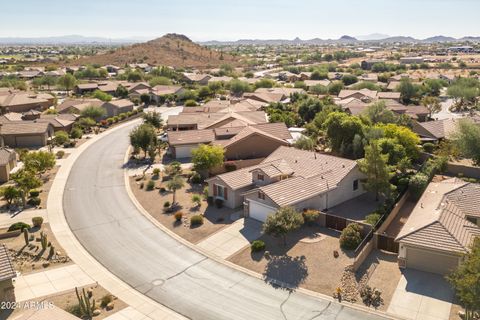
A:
1,0,479,40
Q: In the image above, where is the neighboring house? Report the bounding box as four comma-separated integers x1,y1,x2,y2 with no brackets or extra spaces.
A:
182,73,211,85
37,114,77,132
412,118,460,142
150,85,185,103
74,83,99,95
167,111,267,131
0,147,17,183
0,244,15,302
0,121,54,147
304,80,331,89
0,92,54,113
101,99,134,118
243,92,285,104
206,146,365,221
168,122,291,159
338,89,378,101
396,178,480,275
57,98,103,114
399,57,425,64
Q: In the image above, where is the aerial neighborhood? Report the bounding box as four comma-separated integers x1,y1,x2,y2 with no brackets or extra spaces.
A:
0,11,480,320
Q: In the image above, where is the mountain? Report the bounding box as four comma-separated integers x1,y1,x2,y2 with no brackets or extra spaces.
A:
423,35,456,42
76,33,238,68
0,35,147,45
356,33,390,41
338,35,357,42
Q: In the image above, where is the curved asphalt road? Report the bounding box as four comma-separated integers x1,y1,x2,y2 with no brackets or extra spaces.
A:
63,120,390,320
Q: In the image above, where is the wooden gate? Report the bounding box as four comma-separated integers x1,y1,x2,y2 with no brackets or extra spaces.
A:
325,214,347,231
377,234,399,253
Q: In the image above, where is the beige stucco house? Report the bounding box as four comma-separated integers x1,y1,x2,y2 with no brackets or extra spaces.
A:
0,121,54,148
206,146,366,222
0,148,17,183
396,178,480,275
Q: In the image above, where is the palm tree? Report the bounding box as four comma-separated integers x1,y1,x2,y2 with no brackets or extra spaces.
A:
166,175,185,205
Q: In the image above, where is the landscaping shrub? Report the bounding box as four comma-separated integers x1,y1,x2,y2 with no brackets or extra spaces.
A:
215,198,224,208
224,162,237,172
163,201,171,208
27,197,41,206
8,222,30,232
251,240,266,252
303,210,320,226
146,180,155,191
203,186,209,200
190,215,204,226
106,118,113,125
190,171,202,184
32,216,44,228
159,187,166,193
112,116,119,123
339,223,362,250
409,173,429,199
56,150,65,159
184,99,198,107
174,211,183,221
152,168,161,176
365,212,382,226
192,194,202,206
100,294,113,308
422,142,435,153
29,190,40,197
54,131,70,145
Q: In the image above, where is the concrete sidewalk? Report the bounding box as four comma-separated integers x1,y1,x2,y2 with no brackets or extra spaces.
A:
197,218,263,259
0,209,47,229
14,264,95,301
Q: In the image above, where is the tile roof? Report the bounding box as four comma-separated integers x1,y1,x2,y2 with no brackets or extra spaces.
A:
0,244,16,281
168,111,267,129
151,85,183,96
413,119,459,139
396,178,480,253
168,129,215,146
0,121,52,135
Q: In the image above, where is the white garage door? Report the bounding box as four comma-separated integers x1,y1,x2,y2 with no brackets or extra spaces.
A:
248,200,276,222
175,145,195,159
407,246,459,275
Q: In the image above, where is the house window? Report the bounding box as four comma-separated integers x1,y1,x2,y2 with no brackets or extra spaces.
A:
257,174,264,181
217,185,224,199
353,179,359,191
258,191,265,200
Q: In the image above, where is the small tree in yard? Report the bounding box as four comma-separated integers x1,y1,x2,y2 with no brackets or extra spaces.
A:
130,124,157,158
54,131,70,145
80,105,106,121
191,144,224,175
164,161,182,176
1,186,20,208
166,175,185,205
263,206,304,246
447,237,480,320
340,223,362,250
421,96,441,119
11,169,42,207
143,112,163,129
358,140,395,201
23,151,56,176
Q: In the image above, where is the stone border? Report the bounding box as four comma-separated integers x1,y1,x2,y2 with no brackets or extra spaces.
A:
123,146,401,320
47,119,186,320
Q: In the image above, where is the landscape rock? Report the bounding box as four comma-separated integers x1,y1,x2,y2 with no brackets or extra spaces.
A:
106,302,115,311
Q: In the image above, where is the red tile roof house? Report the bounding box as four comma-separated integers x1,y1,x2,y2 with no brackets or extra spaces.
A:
167,122,291,159
206,146,366,221
396,178,480,275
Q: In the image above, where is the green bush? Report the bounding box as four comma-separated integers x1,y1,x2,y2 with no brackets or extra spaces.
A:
203,186,209,200
365,213,382,226
100,294,113,308
192,194,202,206
54,131,70,145
163,201,170,208
303,210,320,226
8,222,30,232
190,215,204,226
190,171,202,184
152,168,161,176
339,223,362,250
422,143,435,153
146,180,155,191
251,240,266,252
224,162,237,172
32,216,44,228
29,190,40,197
27,197,41,206
409,173,429,199
184,99,198,107
56,150,65,159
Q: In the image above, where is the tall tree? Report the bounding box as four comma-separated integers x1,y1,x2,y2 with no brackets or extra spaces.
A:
11,169,42,207
421,96,442,119
452,118,480,165
143,112,163,129
129,124,157,158
447,237,480,320
191,144,224,174
57,74,76,95
263,206,304,246
358,140,394,201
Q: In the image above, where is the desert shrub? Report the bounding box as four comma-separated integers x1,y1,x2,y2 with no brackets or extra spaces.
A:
190,171,202,184
303,210,320,226
152,168,161,176
251,240,266,252
100,294,113,308
32,216,44,228
29,189,40,197
365,212,382,226
8,222,30,232
27,197,41,206
409,173,429,199
192,194,202,206
190,215,204,226
339,223,362,250
146,180,155,191
215,198,224,208
54,131,70,145
174,211,183,221
422,143,435,153
224,162,237,172
203,186,209,200
112,116,119,123
159,187,166,192
56,150,65,159
163,201,170,208
106,118,114,125
184,99,198,107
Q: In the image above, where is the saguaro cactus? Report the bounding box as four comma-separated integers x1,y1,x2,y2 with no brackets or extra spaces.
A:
40,231,48,251
23,229,29,246
75,287,96,318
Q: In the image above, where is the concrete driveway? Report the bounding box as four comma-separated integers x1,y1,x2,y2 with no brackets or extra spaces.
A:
197,218,263,259
387,269,453,320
